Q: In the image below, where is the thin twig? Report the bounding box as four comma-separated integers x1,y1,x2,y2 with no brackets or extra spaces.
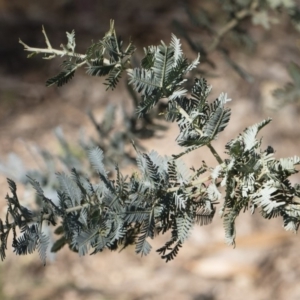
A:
207,144,223,165
207,0,259,52
19,26,110,63
167,175,211,193
19,38,87,60
42,25,52,49
65,203,90,213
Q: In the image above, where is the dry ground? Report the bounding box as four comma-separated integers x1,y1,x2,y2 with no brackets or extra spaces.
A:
1,1,300,299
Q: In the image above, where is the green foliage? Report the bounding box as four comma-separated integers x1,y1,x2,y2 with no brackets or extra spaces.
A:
36,20,135,89
1,179,51,265
128,34,200,117
1,19,299,265
46,60,77,87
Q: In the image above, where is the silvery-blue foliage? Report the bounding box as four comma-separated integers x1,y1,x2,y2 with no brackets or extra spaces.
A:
1,20,300,264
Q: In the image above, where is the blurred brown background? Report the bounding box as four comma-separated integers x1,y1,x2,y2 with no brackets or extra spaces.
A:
1,1,300,299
